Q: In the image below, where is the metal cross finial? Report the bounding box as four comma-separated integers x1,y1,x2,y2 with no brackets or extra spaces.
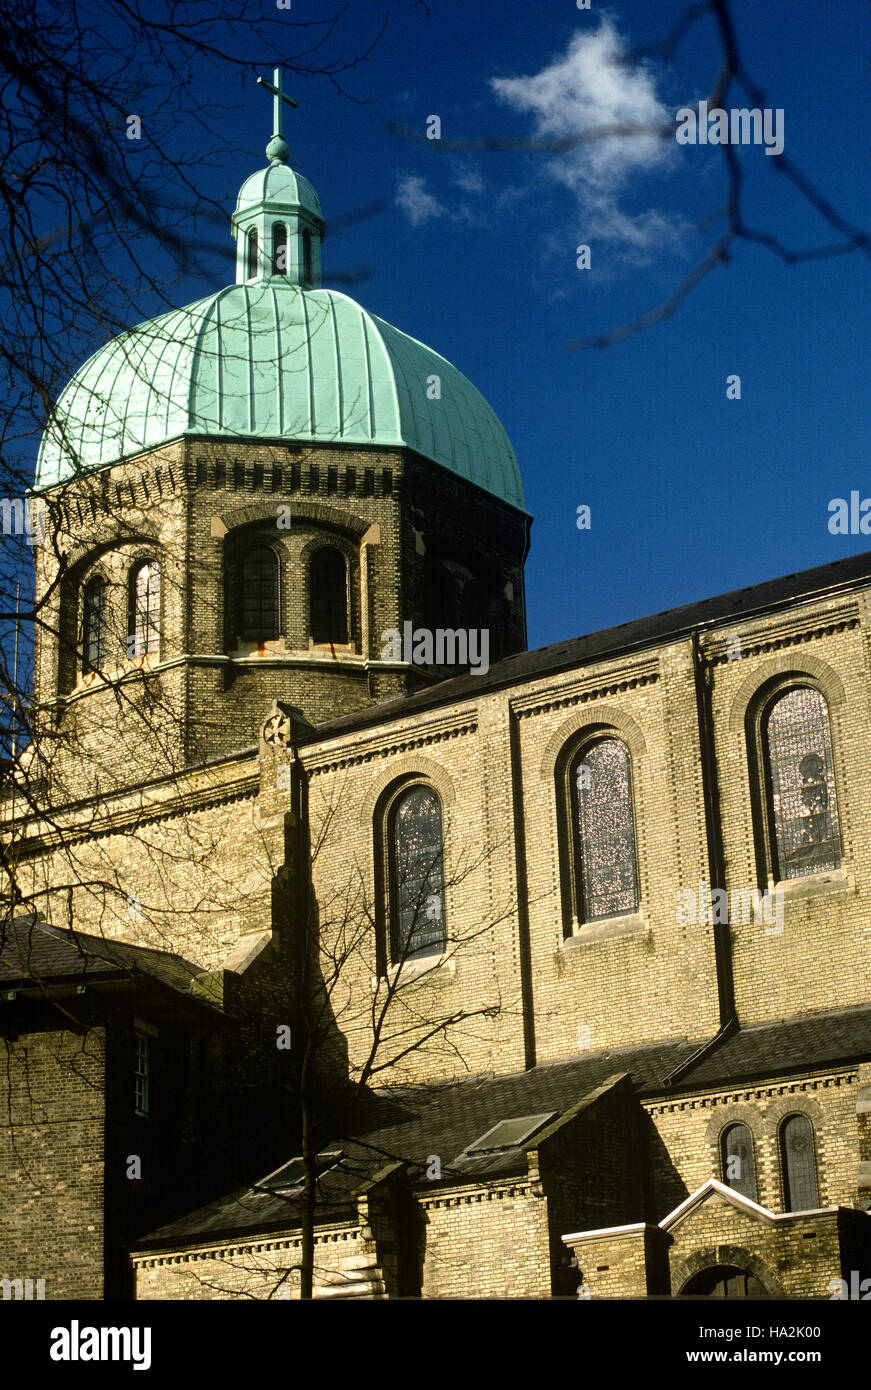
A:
257,67,298,141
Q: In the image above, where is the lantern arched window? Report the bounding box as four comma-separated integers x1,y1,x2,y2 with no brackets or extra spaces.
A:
309,547,348,644
240,546,279,643
82,576,106,674
128,560,160,659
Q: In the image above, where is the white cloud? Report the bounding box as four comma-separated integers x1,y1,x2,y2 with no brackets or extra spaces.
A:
490,20,678,254
395,175,444,226
454,161,485,195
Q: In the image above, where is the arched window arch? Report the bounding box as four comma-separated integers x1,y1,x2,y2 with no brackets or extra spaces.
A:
128,560,160,658
387,784,446,963
82,576,106,674
309,546,348,644
571,737,638,923
272,222,287,276
302,230,313,284
720,1123,758,1203
760,685,841,881
780,1114,819,1211
247,228,259,280
240,546,279,643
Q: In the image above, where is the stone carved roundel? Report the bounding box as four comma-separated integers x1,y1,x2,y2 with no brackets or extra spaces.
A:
262,707,291,748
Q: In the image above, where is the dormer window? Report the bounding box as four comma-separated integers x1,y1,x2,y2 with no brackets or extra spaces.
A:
272,222,287,276
247,228,259,280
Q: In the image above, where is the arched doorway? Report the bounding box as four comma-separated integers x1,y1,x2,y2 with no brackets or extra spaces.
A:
680,1265,769,1298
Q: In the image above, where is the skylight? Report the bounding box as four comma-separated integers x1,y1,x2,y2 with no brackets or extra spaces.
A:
465,1113,557,1154
254,1150,343,1193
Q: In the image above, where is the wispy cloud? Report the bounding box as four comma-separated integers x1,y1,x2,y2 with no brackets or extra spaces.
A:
454,160,485,195
395,174,444,226
490,20,679,255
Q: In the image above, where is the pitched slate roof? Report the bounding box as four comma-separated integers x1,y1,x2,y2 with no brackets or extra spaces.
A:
667,1003,871,1089
0,913,211,1002
302,548,871,743
132,1036,701,1249
136,1001,871,1252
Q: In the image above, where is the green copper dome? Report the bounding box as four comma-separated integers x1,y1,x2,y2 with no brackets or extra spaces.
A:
234,163,322,219
36,148,524,510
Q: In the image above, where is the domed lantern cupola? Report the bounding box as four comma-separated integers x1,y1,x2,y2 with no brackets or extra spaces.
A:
231,68,324,287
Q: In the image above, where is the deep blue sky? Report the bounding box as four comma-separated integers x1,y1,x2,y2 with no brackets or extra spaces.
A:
76,1,871,650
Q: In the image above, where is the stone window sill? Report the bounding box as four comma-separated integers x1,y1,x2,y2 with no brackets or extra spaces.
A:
772,869,855,901
230,638,287,657
562,913,647,948
73,653,158,693
308,640,357,656
372,953,455,989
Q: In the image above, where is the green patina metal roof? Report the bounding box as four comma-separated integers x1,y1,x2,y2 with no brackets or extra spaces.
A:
38,121,523,506
36,285,524,509
234,162,322,219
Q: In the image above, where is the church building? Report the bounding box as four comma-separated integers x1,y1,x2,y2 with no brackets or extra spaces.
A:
2,79,871,1301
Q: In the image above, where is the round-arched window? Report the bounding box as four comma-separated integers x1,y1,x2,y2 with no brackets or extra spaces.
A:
571,738,638,922
761,686,840,880
388,785,446,963
82,576,106,674
720,1123,758,1203
309,547,348,644
247,228,259,280
272,222,287,276
128,560,160,658
240,547,279,643
780,1114,819,1211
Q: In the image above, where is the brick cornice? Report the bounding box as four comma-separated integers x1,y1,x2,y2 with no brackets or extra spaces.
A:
512,660,660,721
132,1219,360,1265
644,1068,857,1115
705,609,860,666
419,1178,533,1210
10,761,260,853
303,711,478,776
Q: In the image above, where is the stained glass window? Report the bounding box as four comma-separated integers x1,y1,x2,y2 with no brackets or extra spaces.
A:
272,222,287,275
240,546,279,642
764,687,840,880
129,561,160,658
721,1124,758,1203
390,786,446,961
573,738,638,922
310,547,348,644
82,576,106,673
780,1114,818,1211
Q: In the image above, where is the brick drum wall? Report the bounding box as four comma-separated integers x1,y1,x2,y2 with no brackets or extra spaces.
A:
0,1028,106,1299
